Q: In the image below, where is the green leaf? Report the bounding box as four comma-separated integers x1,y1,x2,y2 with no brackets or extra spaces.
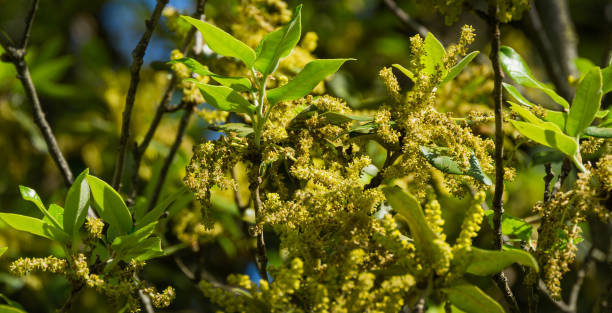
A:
464,247,538,276
500,46,570,108
510,120,578,156
443,283,505,313
190,81,255,114
484,211,533,242
0,213,68,243
43,204,64,229
543,110,567,131
602,65,612,94
208,123,254,137
0,247,6,257
267,59,354,105
135,188,188,230
320,112,374,124
503,82,535,107
64,169,90,237
419,146,492,185
574,57,596,75
86,175,133,235
0,304,27,313
383,186,437,252
392,64,415,82
112,222,158,259
0,293,25,311
595,110,609,119
119,237,164,262
422,32,446,75
18,186,62,230
508,102,564,133
584,126,612,138
440,51,479,85
168,58,252,91
181,16,256,66
566,67,602,136
254,4,302,75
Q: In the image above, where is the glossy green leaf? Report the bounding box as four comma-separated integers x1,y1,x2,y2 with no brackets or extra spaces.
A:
267,59,354,105
574,57,596,75
254,5,302,75
112,222,157,257
420,146,492,185
484,211,533,242
566,67,602,136
209,123,254,137
543,110,567,131
135,188,188,230
440,51,479,85
422,32,445,75
508,102,564,134
602,65,611,94
64,169,90,237
0,247,6,257
510,120,578,156
392,64,415,82
595,110,609,119
181,16,256,66
191,81,255,114
0,213,68,243
443,283,505,313
503,82,535,107
383,186,436,252
86,175,132,235
43,204,64,229
321,112,374,124
18,186,62,230
0,304,27,313
465,247,538,276
119,237,164,262
584,126,612,138
169,58,252,91
500,46,570,108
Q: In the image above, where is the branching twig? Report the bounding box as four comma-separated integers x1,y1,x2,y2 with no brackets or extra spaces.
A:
382,0,429,38
543,163,555,202
147,103,195,211
487,4,521,313
111,0,169,190
251,175,269,283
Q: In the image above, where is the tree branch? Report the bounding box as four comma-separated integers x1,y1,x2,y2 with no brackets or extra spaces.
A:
382,0,429,38
147,103,195,211
488,4,521,313
251,175,269,283
111,0,169,190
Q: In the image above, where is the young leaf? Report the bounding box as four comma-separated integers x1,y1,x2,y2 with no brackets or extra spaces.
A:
602,65,612,94
18,185,62,230
267,59,354,105
543,110,567,131
64,169,90,237
565,67,602,136
510,120,578,156
503,82,535,107
181,16,256,66
422,32,445,75
440,51,479,85
0,247,7,257
383,186,437,252
500,46,570,108
442,283,505,313
392,64,416,82
112,222,157,255
190,81,255,114
484,211,533,242
169,58,252,91
43,204,64,229
118,237,164,262
254,5,302,75
0,304,27,313
464,247,538,276
135,187,188,230
86,175,133,235
584,126,612,138
508,102,564,133
419,146,492,185
0,213,68,243
209,123,255,137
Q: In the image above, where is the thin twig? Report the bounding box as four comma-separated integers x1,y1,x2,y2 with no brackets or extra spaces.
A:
128,0,207,204
251,175,269,283
20,0,39,50
111,0,169,190
382,0,429,38
552,158,571,196
543,163,555,202
147,103,195,211
487,4,521,313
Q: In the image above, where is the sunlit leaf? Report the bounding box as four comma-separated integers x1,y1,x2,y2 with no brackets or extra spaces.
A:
64,169,90,237
0,213,68,243
422,32,445,75
464,247,538,276
209,123,254,137
484,211,533,242
392,64,415,82
169,58,252,91
440,51,479,85
510,120,578,156
443,283,505,313
189,81,255,114
18,186,61,229
254,5,302,75
566,67,602,136
420,146,492,185
503,82,535,107
584,126,612,138
86,175,133,235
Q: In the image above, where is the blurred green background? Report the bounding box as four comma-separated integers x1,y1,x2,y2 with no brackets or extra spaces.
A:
0,0,610,312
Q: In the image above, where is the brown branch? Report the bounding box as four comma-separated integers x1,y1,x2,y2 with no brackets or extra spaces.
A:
147,103,195,211
111,0,169,190
19,0,39,50
250,175,269,283
128,0,207,204
487,4,521,313
543,163,555,202
552,158,571,195
382,0,429,38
